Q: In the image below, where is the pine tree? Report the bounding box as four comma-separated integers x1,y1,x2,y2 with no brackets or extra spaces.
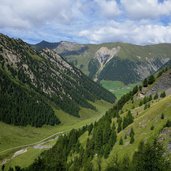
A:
123,111,134,129
143,78,148,87
150,125,154,130
130,134,134,144
148,75,155,84
130,128,134,136
139,85,142,91
117,117,122,133
165,120,171,127
119,137,123,145
161,113,164,119
130,128,135,144
104,144,111,158
139,100,143,106
154,93,158,100
1,165,5,171
133,140,170,171
144,104,148,110
160,91,166,98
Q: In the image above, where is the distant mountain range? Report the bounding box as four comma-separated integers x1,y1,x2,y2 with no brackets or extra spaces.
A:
34,41,171,84
0,34,115,127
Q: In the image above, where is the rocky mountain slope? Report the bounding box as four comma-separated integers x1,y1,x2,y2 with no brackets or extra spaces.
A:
34,41,171,84
20,64,171,171
0,34,115,127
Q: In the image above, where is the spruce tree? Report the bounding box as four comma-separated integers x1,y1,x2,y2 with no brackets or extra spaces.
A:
161,113,164,119
133,140,170,171
154,93,158,100
160,91,166,98
148,75,155,84
130,134,134,144
117,117,122,133
143,78,148,87
130,128,135,144
119,137,123,145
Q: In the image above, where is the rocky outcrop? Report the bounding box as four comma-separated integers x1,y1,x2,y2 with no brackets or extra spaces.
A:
95,46,120,67
147,70,171,96
0,34,115,118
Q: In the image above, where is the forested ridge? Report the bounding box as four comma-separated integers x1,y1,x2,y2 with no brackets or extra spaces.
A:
0,34,115,127
0,69,60,127
16,65,171,171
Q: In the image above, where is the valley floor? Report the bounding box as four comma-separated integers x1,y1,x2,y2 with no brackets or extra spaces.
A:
0,100,112,170
1,95,171,170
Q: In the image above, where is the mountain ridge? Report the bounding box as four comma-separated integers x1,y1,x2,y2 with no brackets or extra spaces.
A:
34,40,171,84
0,34,115,127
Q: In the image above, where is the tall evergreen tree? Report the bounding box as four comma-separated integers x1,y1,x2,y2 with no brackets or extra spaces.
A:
143,78,148,87
148,75,155,84
133,140,170,171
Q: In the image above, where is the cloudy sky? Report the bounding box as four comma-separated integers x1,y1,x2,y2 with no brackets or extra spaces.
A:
0,0,171,44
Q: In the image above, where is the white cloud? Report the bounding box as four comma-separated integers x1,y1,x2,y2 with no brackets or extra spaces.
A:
121,0,171,19
78,21,171,44
0,0,82,29
0,0,171,44
95,0,121,18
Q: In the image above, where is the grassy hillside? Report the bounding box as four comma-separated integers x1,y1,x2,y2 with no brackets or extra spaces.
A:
5,95,170,171
101,95,171,170
100,80,138,99
18,65,171,171
0,100,112,170
0,34,115,127
76,95,171,171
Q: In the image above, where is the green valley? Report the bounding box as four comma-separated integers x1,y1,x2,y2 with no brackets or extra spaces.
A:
0,100,112,170
2,1,171,171
100,80,138,99
10,63,170,171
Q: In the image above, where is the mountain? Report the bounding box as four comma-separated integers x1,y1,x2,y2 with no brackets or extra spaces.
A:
0,34,115,127
35,40,60,50
21,64,171,171
34,41,171,84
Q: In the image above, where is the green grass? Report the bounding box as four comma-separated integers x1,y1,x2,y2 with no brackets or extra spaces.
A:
4,148,43,170
101,95,171,170
79,131,89,149
28,52,43,61
100,80,137,99
100,80,125,89
0,100,112,169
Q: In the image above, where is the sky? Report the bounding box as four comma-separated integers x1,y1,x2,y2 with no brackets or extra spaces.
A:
0,0,171,44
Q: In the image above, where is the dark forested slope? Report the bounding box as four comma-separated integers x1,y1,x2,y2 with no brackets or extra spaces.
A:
0,34,115,127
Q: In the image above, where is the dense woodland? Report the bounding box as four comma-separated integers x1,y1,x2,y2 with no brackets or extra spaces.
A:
0,34,115,127
0,70,60,127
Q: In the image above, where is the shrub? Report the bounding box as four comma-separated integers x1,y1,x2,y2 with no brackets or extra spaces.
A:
161,113,164,119
160,91,166,98
151,125,154,130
